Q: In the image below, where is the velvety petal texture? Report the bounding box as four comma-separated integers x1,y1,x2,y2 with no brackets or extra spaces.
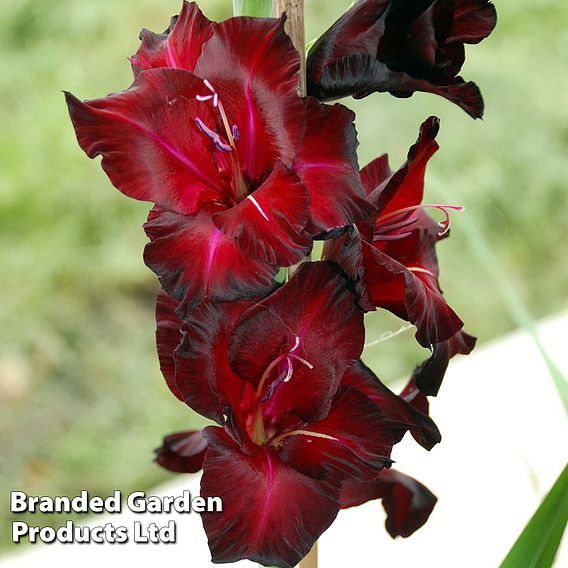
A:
229,262,365,423
293,98,373,234
66,69,232,216
173,299,257,424
278,387,396,481
343,361,441,450
369,116,440,211
158,261,427,566
155,430,207,473
144,206,277,313
155,288,184,401
130,1,214,74
362,231,464,347
201,427,339,568
412,329,476,395
194,15,303,183
211,165,312,266
340,468,437,537
307,0,497,118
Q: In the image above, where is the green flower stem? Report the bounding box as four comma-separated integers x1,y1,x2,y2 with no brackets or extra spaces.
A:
232,0,273,17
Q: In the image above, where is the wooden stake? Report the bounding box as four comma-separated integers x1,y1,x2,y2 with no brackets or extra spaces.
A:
300,541,318,568
273,0,306,97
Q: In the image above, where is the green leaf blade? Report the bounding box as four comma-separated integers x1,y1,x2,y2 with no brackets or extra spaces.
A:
500,463,568,568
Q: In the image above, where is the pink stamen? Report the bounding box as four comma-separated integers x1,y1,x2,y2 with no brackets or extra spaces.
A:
373,231,413,241
195,80,237,149
257,336,312,401
289,353,313,369
195,78,248,201
376,203,465,239
378,215,419,234
407,266,436,277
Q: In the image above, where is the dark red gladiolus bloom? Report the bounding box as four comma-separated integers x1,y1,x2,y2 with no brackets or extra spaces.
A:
66,6,371,311
153,263,439,567
324,117,474,394
307,0,497,118
340,469,437,538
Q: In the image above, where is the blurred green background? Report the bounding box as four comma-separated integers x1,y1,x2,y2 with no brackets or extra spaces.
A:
1,0,567,552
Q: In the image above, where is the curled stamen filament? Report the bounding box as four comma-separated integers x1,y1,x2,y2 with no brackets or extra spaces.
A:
195,117,232,153
195,81,236,150
407,265,436,275
271,429,338,447
257,336,312,401
289,353,313,370
377,204,465,238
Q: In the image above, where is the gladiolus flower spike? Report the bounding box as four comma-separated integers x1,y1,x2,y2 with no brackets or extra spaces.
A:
66,1,493,566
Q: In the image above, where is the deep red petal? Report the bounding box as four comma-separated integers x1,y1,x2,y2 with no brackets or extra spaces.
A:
387,74,484,119
342,361,441,450
340,469,437,538
212,164,312,266
65,69,232,216
201,427,340,568
294,98,373,234
372,116,440,214
154,430,207,474
306,0,391,95
144,206,277,314
412,329,476,395
130,2,214,74
278,387,395,482
174,300,258,424
360,154,392,197
194,16,304,184
229,262,365,423
447,0,497,44
155,288,183,401
362,229,464,347
399,377,430,416
322,225,376,312
306,0,491,118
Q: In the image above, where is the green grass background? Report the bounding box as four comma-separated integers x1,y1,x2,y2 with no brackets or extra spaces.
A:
1,0,567,552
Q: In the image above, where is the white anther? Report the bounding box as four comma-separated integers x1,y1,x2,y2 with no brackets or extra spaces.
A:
282,359,294,383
